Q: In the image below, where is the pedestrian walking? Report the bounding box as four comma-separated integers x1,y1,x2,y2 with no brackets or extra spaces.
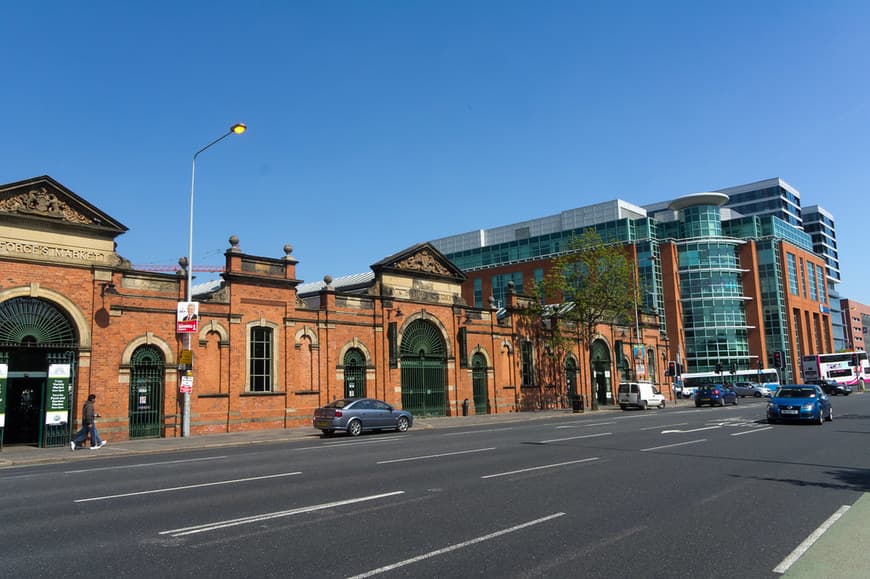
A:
70,394,107,450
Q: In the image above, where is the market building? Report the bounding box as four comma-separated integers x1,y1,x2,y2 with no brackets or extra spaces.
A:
2,175,656,449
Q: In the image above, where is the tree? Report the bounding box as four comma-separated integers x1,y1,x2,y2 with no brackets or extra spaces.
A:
521,229,637,410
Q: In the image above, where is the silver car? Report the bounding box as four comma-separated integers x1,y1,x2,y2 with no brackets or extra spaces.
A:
313,397,413,436
732,381,769,398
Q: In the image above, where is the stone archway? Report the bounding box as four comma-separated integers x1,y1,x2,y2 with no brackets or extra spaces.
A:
399,319,447,417
0,297,79,447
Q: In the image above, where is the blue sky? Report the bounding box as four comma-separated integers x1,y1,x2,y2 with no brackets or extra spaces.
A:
4,1,870,301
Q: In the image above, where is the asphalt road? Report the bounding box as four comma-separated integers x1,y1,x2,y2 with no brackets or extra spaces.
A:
2,394,868,578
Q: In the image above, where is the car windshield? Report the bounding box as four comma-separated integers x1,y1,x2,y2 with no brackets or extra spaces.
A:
324,399,355,409
777,388,816,398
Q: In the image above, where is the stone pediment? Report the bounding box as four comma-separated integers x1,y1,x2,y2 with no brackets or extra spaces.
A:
0,175,127,234
371,242,467,283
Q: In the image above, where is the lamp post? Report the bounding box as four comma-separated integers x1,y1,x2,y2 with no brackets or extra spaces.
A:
181,123,246,437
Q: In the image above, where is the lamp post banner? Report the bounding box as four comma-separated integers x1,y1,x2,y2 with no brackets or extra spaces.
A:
177,301,199,333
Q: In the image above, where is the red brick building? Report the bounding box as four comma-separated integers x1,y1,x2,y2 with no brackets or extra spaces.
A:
1,176,663,448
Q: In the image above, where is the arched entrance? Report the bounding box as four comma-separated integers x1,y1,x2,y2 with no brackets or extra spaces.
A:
0,297,78,447
129,345,165,439
590,339,612,406
400,319,446,417
471,352,488,414
565,357,578,400
343,348,367,398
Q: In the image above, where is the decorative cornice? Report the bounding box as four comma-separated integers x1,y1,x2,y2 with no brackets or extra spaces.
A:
393,248,452,276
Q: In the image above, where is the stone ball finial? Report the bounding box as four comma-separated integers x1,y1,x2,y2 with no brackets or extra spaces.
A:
229,235,240,247
284,244,293,256
178,256,189,268
324,275,333,286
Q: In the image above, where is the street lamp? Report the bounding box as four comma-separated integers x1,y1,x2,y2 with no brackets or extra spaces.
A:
182,123,246,437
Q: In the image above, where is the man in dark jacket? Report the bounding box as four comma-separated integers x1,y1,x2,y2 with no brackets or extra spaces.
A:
70,394,106,450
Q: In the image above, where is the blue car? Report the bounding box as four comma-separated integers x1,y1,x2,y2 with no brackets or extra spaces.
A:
767,384,832,425
695,384,738,407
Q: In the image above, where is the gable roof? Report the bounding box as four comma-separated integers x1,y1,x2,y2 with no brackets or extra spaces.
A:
0,175,128,236
371,242,467,283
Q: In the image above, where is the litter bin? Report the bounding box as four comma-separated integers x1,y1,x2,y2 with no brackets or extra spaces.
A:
462,398,470,416
572,394,584,413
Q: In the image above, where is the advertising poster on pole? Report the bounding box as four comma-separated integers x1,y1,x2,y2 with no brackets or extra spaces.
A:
45,364,70,425
177,301,199,333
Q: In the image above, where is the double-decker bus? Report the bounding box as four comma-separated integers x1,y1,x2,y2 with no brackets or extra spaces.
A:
679,368,780,398
801,351,870,389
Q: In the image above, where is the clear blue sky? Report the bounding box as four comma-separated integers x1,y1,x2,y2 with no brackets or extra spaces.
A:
4,1,870,301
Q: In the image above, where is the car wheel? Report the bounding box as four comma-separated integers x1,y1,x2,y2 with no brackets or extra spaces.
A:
396,416,410,432
347,419,362,436
826,407,833,422
641,401,648,410
733,397,738,406
754,391,762,398
659,400,666,409
816,411,824,426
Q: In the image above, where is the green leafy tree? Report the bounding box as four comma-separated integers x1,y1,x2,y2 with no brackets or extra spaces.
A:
523,229,637,409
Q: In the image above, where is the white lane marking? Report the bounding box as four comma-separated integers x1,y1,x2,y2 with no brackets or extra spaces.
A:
295,438,399,451
64,456,228,474
730,426,774,436
481,458,600,479
640,422,688,431
376,447,496,464
75,471,302,503
641,439,707,452
443,427,517,437
772,505,850,574
556,422,615,429
538,432,612,444
160,491,405,537
346,512,566,578
661,426,722,434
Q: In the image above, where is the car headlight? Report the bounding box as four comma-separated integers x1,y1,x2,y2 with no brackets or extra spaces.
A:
802,403,815,411
767,403,776,410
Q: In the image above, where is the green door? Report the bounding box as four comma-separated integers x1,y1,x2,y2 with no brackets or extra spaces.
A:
343,348,367,398
400,320,446,417
472,353,488,414
129,346,165,439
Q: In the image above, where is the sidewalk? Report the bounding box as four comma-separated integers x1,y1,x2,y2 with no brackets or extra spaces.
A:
0,406,617,468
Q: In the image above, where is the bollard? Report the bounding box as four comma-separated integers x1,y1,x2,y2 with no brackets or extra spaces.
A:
462,398,469,416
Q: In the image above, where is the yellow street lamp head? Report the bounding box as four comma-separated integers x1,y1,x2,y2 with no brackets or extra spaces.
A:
231,123,247,135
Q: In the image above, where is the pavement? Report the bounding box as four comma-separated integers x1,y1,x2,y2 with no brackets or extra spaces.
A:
1,399,866,577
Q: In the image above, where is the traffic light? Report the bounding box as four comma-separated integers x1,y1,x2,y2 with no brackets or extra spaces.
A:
715,362,723,374
676,362,683,377
667,361,676,377
773,351,782,369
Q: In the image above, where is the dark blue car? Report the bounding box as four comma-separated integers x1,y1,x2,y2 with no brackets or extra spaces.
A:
695,384,738,407
767,384,832,425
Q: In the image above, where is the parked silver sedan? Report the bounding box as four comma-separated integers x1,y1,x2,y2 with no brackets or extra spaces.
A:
313,397,413,436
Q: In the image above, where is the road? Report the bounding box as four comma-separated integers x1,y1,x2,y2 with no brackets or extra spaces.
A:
2,394,868,578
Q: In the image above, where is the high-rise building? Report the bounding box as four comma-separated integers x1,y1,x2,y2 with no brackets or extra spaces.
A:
804,205,846,350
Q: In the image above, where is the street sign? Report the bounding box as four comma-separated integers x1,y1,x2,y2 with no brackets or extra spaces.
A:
180,375,193,393
179,350,193,365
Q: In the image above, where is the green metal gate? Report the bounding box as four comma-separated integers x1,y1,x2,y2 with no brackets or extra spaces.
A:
129,346,165,439
343,348,366,398
400,320,446,417
471,353,488,414
42,350,76,448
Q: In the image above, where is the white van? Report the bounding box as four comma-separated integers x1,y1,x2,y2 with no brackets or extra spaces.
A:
618,382,666,410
